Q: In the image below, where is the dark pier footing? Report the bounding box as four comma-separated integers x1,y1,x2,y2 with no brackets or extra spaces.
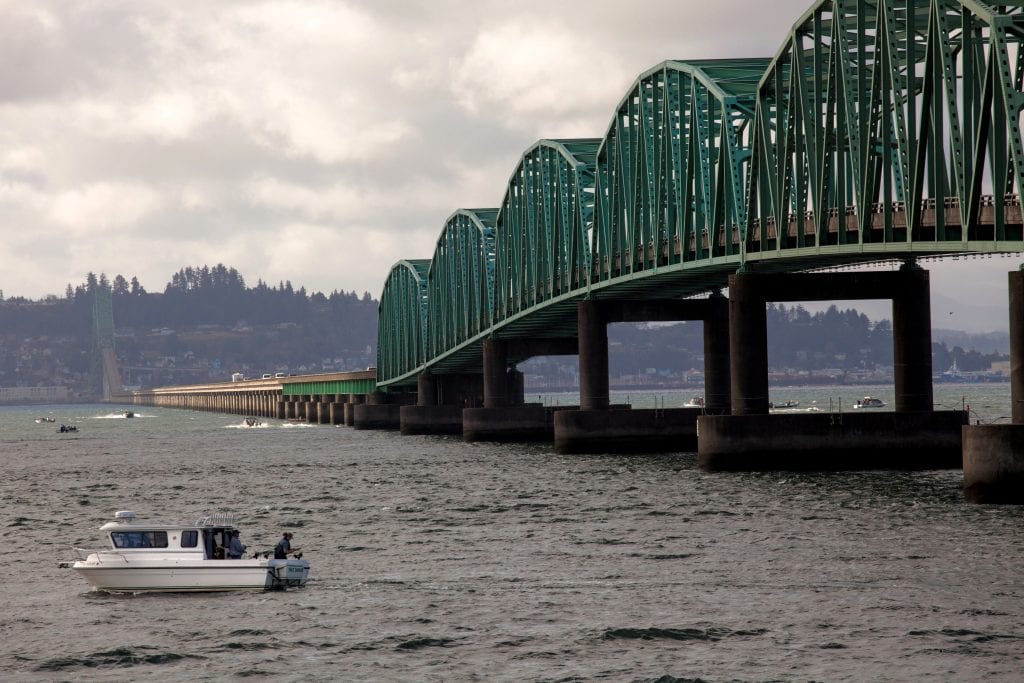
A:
352,404,401,430
463,404,550,442
554,408,701,454
400,405,464,435
698,411,967,471
963,425,1024,503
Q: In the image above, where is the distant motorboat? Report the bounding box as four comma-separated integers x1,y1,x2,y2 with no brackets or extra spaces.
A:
769,400,800,409
854,396,887,409
35,417,56,423
683,396,705,408
123,411,135,418
244,417,262,428
57,424,78,433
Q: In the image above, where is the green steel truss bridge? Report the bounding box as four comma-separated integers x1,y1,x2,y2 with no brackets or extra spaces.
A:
378,0,1024,389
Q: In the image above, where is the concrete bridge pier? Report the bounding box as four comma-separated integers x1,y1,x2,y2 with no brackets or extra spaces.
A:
401,372,479,435
699,270,965,471
555,298,731,454
463,339,565,442
328,394,345,425
353,391,411,430
963,270,1024,503
344,393,365,426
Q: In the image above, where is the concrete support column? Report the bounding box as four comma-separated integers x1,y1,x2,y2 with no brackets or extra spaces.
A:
728,274,769,415
418,372,438,407
703,294,731,414
483,339,509,408
1011,271,1024,423
578,300,609,410
892,268,933,412
507,369,525,406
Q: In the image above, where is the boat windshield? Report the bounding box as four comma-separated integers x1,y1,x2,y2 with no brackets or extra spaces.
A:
111,530,168,548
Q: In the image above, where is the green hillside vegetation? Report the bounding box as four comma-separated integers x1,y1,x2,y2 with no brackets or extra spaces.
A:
0,265,377,398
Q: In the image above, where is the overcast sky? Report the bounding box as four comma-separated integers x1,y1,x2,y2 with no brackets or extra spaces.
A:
0,0,1017,331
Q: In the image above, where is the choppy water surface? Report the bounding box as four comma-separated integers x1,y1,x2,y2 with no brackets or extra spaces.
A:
3,385,1023,681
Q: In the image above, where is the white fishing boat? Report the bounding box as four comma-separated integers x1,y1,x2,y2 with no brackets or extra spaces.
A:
683,396,705,408
65,511,309,593
854,396,887,409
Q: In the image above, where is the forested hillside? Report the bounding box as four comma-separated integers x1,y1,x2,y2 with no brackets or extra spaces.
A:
0,265,378,398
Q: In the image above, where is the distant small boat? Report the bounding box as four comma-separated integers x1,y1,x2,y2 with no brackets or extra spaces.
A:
35,417,56,423
57,424,78,433
244,417,262,428
769,400,800,409
854,397,887,409
683,396,705,408
123,411,135,418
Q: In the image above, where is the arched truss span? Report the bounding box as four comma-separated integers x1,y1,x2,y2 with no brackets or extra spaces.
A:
746,0,1024,265
427,209,498,360
377,259,430,384
493,139,600,324
592,59,770,284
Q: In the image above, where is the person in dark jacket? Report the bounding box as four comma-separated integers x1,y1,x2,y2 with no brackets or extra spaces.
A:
273,532,300,559
226,530,246,559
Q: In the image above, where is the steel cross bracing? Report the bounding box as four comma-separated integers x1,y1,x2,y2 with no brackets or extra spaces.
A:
426,209,497,364
377,259,430,382
377,0,1024,389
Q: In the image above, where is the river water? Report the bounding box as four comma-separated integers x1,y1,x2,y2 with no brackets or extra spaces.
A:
2,384,1022,682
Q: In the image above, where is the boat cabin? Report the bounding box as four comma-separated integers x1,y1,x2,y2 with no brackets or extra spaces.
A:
101,511,240,559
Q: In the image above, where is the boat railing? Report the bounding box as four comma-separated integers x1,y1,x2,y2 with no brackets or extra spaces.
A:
73,547,133,562
196,512,236,527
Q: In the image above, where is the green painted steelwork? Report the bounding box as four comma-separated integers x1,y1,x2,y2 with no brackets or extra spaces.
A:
594,60,768,282
377,259,430,382
283,378,376,396
495,139,600,323
376,0,1024,390
427,210,497,361
746,0,1024,259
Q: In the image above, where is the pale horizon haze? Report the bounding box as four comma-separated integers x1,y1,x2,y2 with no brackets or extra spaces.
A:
1,0,1019,332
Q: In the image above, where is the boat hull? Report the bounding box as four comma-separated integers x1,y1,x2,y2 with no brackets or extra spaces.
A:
72,558,309,593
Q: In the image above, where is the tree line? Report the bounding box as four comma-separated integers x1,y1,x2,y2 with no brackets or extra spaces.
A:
0,264,378,353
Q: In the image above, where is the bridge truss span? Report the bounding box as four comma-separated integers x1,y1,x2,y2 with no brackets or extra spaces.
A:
377,259,430,384
747,0,1024,263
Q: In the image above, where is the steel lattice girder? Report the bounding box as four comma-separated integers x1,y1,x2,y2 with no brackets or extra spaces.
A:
377,259,430,383
593,59,769,283
745,0,1024,262
494,139,600,324
426,209,498,362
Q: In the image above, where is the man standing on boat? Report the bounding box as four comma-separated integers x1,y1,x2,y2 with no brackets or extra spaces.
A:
274,531,300,559
226,530,246,559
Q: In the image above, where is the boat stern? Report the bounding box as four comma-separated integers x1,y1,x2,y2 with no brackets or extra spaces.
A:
266,559,310,589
